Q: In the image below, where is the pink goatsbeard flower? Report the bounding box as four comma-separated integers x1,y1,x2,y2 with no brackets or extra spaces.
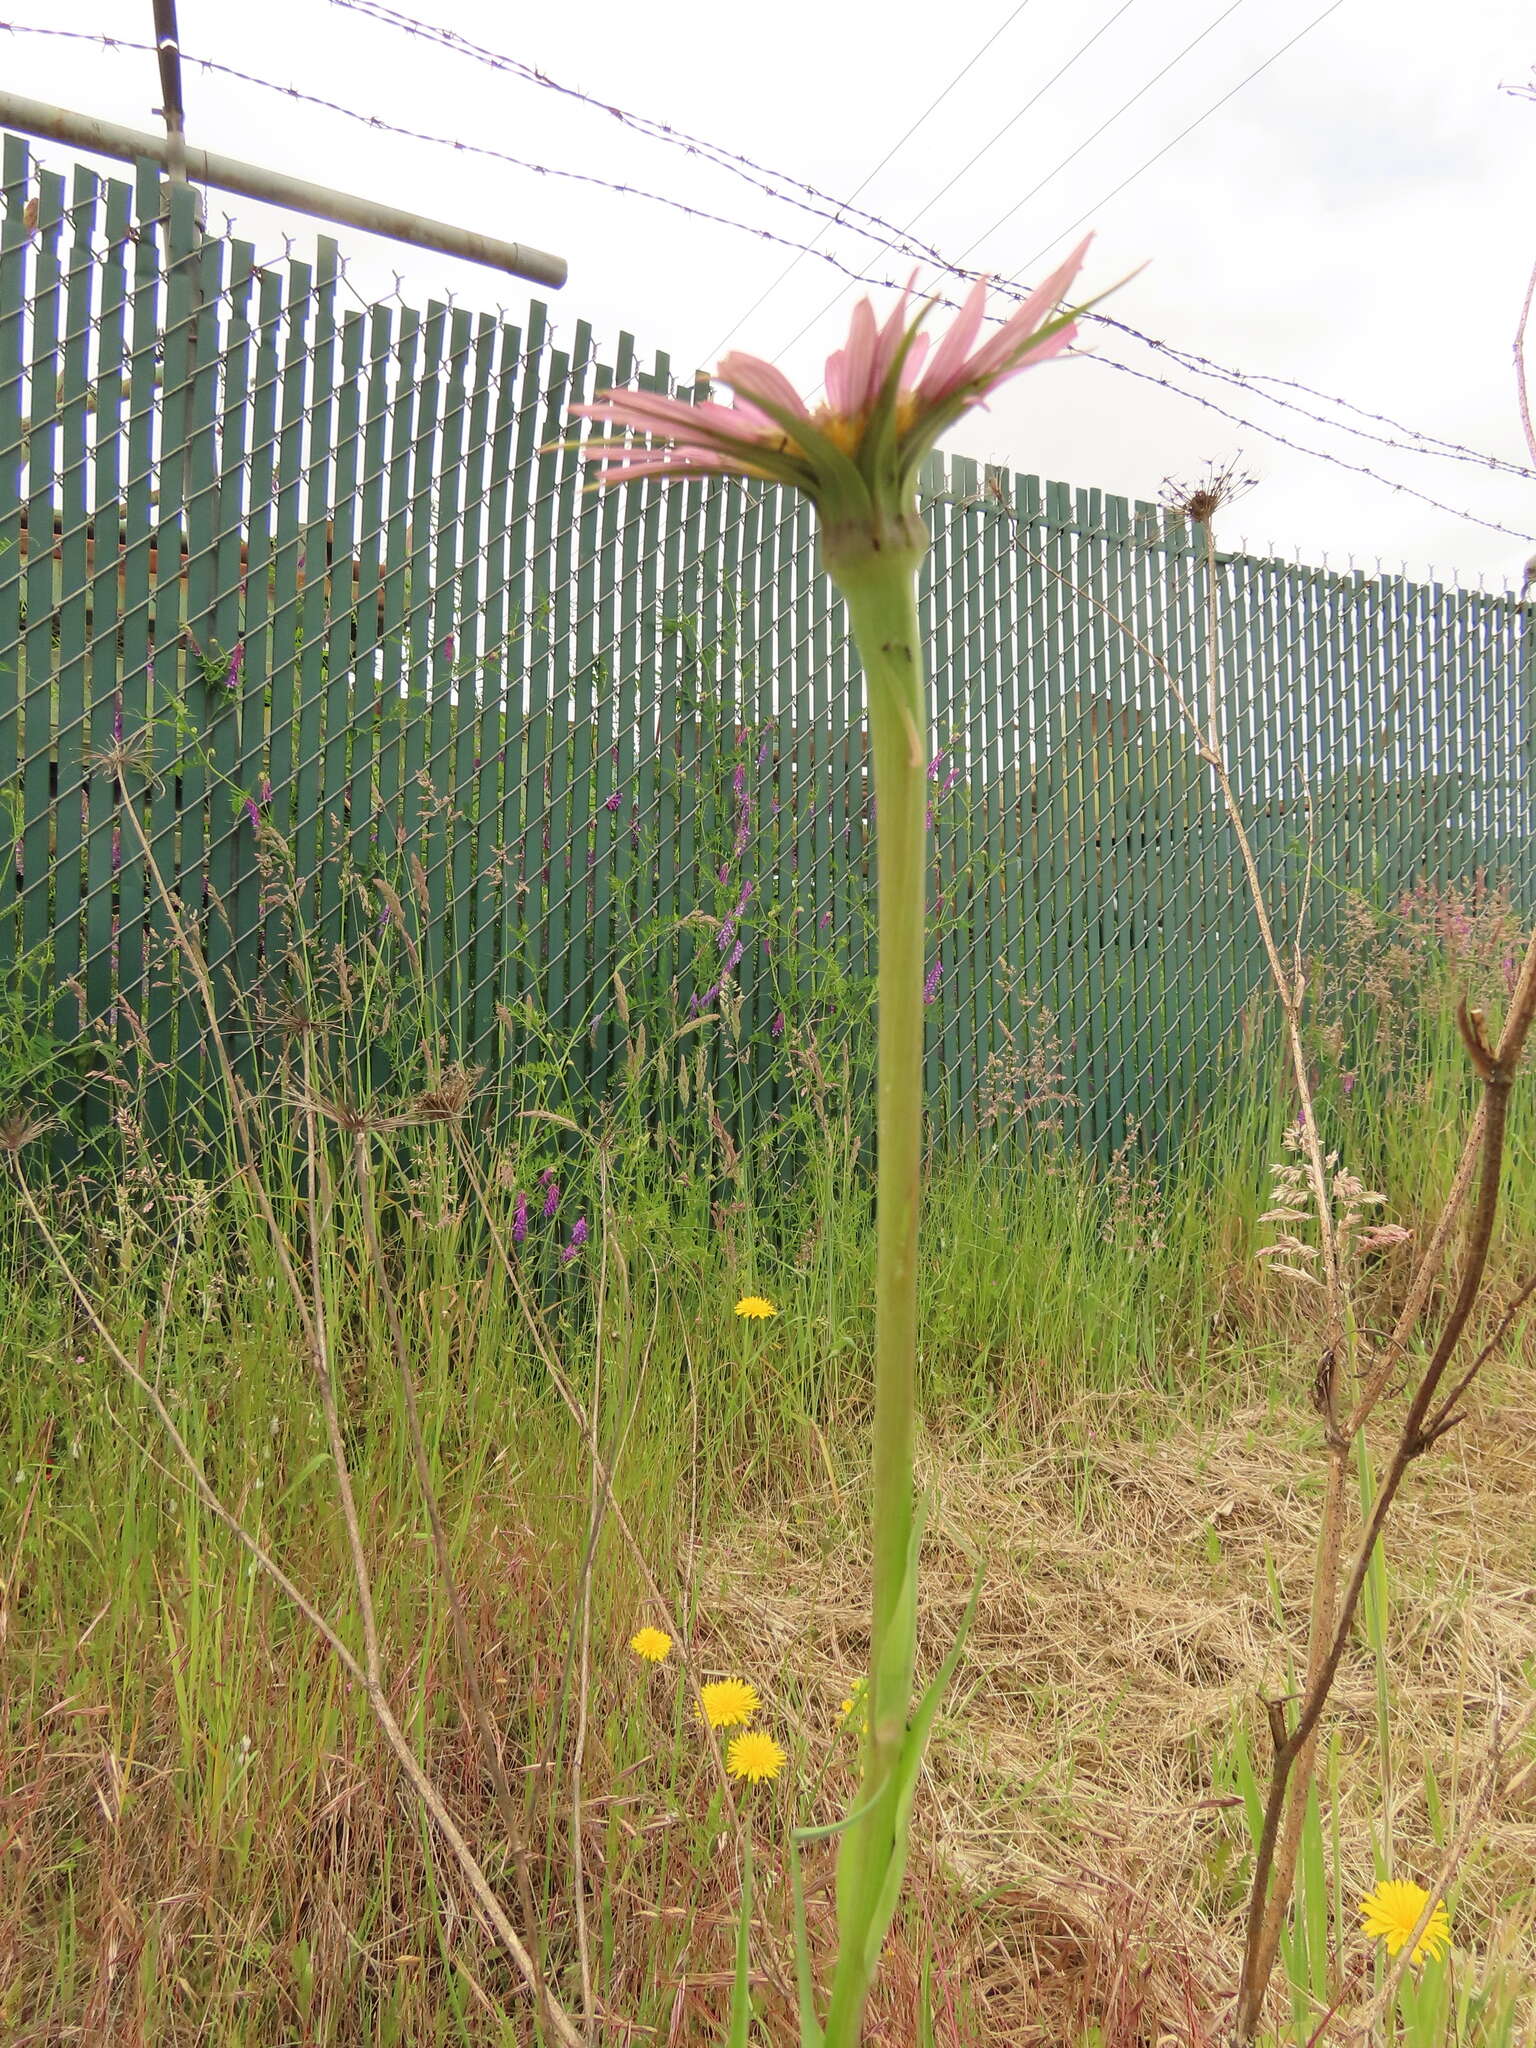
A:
573,236,1091,493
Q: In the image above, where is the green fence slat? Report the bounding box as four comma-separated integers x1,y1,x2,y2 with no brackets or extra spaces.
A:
80,174,132,1124
203,234,258,1033
20,167,64,979
0,138,28,903
495,300,545,1035
47,163,100,1111
450,312,498,1053
315,301,367,960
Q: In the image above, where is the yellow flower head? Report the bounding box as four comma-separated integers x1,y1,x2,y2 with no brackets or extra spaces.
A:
726,1729,787,1784
695,1678,760,1729
734,1295,777,1320
629,1626,672,1663
1360,1879,1451,1964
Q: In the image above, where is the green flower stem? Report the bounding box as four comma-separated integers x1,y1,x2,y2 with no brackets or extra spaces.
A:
821,538,929,2048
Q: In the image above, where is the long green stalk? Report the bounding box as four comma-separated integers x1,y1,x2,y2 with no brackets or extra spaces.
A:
821,542,929,2047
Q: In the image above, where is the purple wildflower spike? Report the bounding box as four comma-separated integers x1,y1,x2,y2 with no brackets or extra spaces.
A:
559,1216,589,1264
513,1192,529,1243
726,938,744,972
226,642,244,690
770,1011,785,1039
605,791,622,811
542,1180,559,1220
923,962,942,1005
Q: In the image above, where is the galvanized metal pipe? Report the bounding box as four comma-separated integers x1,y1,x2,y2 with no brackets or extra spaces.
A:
0,90,567,287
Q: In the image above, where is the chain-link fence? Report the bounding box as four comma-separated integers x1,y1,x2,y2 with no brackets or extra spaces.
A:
3,137,1533,1162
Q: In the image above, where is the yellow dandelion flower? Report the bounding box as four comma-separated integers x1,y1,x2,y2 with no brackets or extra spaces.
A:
695,1678,760,1729
726,1729,787,1784
1360,1879,1451,1964
734,1296,777,1319
629,1626,672,1663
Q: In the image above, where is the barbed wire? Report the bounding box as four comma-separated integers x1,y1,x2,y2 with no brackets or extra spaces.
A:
319,2,1536,488
3,16,1533,543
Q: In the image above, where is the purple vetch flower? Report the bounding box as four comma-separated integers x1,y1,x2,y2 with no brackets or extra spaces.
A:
770,797,780,817
925,806,934,830
605,791,622,811
717,919,736,954
513,1191,529,1243
734,880,753,913
718,863,731,883
732,762,746,798
928,751,947,781
757,737,771,767
734,724,750,746
726,938,744,972
442,634,456,662
819,910,832,930
559,1215,589,1264
243,775,273,830
225,642,244,690
940,764,961,797
542,1178,559,1220
923,962,943,1005
770,1010,785,1039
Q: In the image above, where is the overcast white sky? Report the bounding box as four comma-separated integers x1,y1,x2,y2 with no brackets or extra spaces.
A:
4,0,1533,586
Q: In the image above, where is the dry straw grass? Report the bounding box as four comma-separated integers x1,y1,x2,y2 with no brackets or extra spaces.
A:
701,1380,1536,2044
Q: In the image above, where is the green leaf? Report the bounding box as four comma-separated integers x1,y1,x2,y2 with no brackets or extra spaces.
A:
789,1833,826,2048
728,1840,755,2048
860,1562,983,1980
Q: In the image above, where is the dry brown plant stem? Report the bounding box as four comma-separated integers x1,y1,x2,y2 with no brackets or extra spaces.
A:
1233,958,1536,2042
345,1121,554,1997
8,1156,582,2048
102,778,567,2042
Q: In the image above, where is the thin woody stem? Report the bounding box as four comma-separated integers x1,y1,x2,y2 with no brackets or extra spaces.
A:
1234,941,1536,2042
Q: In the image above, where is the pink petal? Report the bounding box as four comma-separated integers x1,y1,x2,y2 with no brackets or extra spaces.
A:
958,324,1078,412
898,331,931,390
960,235,1092,389
716,351,811,420
826,298,877,415
867,272,918,395
916,276,989,404
574,388,711,437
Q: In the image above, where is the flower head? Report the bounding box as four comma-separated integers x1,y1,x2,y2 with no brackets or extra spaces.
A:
1359,1880,1451,1964
629,1625,672,1663
726,1729,787,1784
559,1216,589,1264
542,1180,559,1221
695,1678,760,1729
734,1296,777,1320
512,1191,529,1244
574,241,1093,551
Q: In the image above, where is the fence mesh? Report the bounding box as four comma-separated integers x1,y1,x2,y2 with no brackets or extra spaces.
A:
3,138,1533,1163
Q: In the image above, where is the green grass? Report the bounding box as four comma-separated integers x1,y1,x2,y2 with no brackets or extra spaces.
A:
3,880,1536,2044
